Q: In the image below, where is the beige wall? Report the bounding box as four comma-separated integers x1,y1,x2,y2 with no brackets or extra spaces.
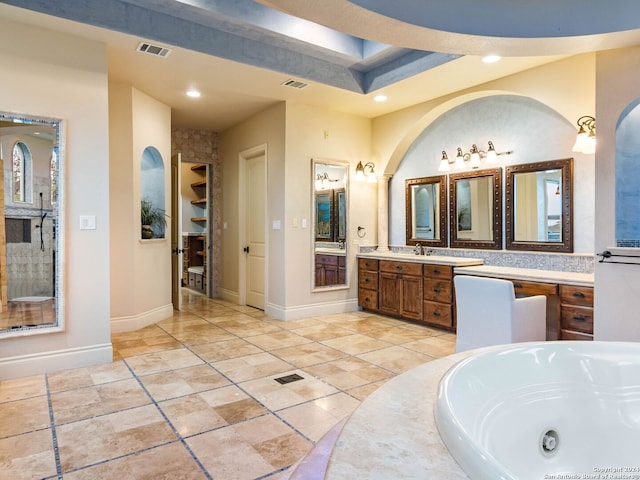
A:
110,84,172,332
594,46,640,341
0,18,111,378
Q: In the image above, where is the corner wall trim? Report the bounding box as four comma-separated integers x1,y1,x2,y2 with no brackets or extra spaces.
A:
110,304,174,334
266,299,358,321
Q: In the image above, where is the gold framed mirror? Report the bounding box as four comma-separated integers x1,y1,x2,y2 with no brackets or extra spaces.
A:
449,168,502,249
312,158,348,290
505,158,573,252
405,175,447,247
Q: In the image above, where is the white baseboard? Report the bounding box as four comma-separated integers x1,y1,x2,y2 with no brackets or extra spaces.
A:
218,288,239,304
266,298,359,321
0,343,113,380
110,304,174,334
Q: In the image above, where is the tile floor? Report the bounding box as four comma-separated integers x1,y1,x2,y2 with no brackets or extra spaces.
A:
0,290,456,480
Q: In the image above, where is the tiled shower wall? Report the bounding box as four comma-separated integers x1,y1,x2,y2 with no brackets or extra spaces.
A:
171,127,221,297
5,174,55,299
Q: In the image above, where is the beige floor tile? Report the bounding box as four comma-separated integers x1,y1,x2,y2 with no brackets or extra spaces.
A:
190,338,264,362
347,380,388,400
113,336,183,359
156,315,212,333
290,323,355,341
57,405,176,472
0,429,57,480
271,342,347,367
276,317,327,331
51,378,150,424
48,361,132,392
186,425,276,480
63,441,208,480
403,336,457,357
198,385,267,424
340,317,399,332
357,345,435,373
126,348,204,376
139,364,230,402
160,393,229,436
247,330,312,350
212,352,294,383
170,326,237,346
0,374,46,403
320,333,391,355
364,326,435,344
0,395,50,437
220,322,284,337
240,370,339,411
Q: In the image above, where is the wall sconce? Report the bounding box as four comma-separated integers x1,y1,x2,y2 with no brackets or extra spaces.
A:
572,115,596,154
315,172,339,190
438,141,512,172
355,161,377,182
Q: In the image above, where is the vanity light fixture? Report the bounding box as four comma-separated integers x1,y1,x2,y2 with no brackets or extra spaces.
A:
438,141,513,172
572,115,596,154
315,172,339,190
355,161,377,182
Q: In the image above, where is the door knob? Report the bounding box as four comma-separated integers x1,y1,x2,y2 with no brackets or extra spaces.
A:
243,246,250,253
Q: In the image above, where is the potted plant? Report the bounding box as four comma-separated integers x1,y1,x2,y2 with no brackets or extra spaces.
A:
141,200,167,239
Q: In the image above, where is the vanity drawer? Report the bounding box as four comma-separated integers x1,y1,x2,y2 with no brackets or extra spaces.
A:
561,305,594,334
423,301,453,328
358,270,378,290
379,260,422,276
511,280,557,297
423,279,452,303
358,258,379,271
559,285,594,307
316,254,339,266
559,329,593,341
423,264,453,279
358,289,378,310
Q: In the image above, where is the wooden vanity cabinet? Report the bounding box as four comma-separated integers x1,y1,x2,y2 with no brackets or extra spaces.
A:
378,260,423,320
358,258,379,311
559,285,594,340
423,265,454,329
315,254,346,287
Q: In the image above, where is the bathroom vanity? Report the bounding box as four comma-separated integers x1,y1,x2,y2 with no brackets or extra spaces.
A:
357,253,595,339
357,253,483,330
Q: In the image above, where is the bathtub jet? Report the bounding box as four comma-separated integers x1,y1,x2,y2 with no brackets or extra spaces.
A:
434,341,640,480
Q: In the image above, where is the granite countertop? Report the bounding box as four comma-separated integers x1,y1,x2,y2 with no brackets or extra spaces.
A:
455,265,594,287
357,251,484,267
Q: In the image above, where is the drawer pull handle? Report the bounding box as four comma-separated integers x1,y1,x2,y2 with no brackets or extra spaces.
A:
433,288,441,293
433,311,441,317
433,269,441,274
573,315,586,322
572,292,586,298
514,283,523,289
365,278,370,283
365,297,370,302
396,265,403,271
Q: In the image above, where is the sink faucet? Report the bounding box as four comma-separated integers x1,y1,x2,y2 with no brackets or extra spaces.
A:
338,240,345,249
413,243,423,255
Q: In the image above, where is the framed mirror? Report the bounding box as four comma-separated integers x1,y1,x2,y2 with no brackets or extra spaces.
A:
450,168,502,249
312,159,348,290
0,111,63,334
505,158,573,252
405,175,447,247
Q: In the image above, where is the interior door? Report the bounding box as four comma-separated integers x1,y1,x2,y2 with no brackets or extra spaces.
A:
245,154,265,310
170,153,183,310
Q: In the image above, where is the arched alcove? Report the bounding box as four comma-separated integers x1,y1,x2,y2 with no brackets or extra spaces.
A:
140,146,166,239
615,100,640,247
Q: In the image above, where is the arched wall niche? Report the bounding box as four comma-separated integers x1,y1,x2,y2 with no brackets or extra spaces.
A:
615,99,640,247
140,146,166,239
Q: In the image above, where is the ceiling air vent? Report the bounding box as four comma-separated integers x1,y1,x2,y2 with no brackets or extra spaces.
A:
136,42,172,58
281,79,309,90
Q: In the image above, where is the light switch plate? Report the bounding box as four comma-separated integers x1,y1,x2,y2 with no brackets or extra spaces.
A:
272,220,281,230
80,215,96,230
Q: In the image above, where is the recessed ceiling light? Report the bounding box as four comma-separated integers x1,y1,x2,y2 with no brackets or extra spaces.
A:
374,94,388,102
482,55,501,64
186,89,201,98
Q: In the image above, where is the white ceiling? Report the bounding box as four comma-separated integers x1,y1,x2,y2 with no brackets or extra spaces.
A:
0,1,615,132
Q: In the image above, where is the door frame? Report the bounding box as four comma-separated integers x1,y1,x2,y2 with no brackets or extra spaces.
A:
238,144,268,307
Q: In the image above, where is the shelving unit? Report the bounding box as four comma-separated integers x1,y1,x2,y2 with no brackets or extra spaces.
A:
183,163,209,294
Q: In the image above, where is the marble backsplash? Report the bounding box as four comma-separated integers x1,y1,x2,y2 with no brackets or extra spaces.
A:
359,245,595,274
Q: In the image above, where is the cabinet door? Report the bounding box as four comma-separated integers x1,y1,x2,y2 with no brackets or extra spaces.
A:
401,275,423,320
379,272,401,316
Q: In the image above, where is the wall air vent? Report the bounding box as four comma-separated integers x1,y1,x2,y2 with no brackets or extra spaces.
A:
281,79,309,90
136,42,172,58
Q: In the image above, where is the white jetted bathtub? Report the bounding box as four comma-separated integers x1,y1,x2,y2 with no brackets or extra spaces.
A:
435,341,640,480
